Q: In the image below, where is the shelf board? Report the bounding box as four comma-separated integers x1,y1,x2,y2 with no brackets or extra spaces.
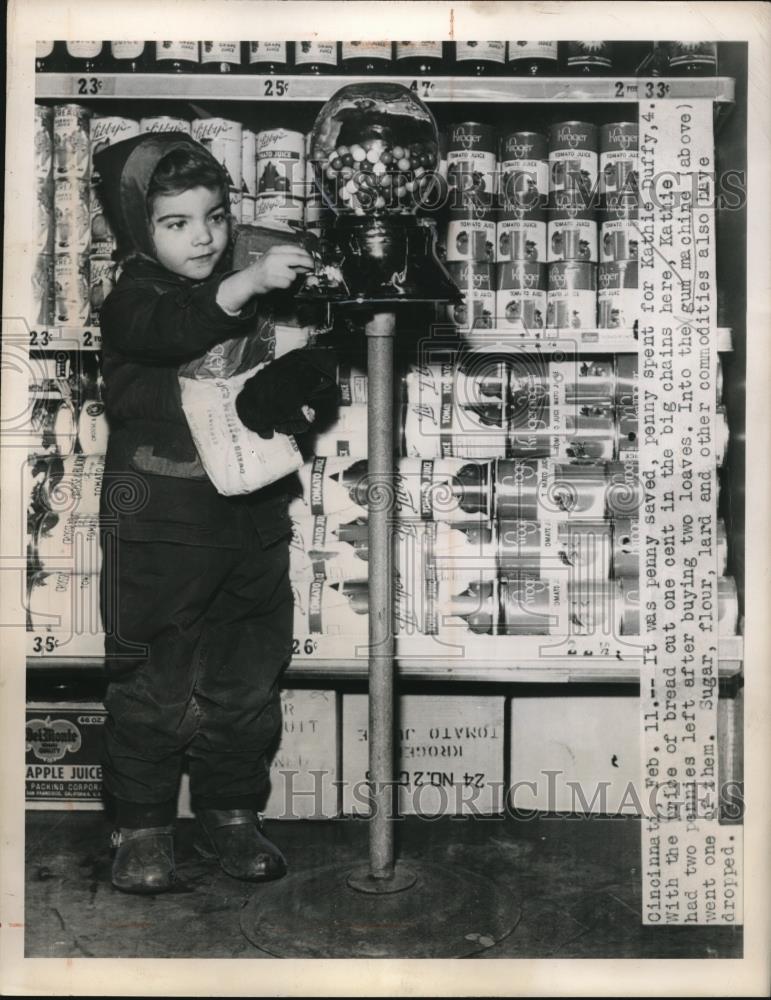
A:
35,74,736,104
27,326,734,354
27,634,744,684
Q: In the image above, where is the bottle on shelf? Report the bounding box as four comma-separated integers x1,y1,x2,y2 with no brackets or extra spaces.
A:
35,41,64,73
453,41,507,76
64,41,107,74
200,41,244,74
663,41,718,76
153,41,200,73
293,41,339,74
109,41,149,73
339,41,393,74
393,41,445,75
560,41,616,76
246,41,291,74
505,41,559,76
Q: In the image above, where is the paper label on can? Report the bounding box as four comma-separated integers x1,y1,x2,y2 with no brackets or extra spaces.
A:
502,575,568,635
497,218,547,263
455,41,505,63
395,41,443,59
309,456,327,515
499,161,549,206
241,130,258,193
598,285,638,329
294,42,338,65
600,150,640,195
548,217,598,262
446,218,496,262
36,41,55,58
549,149,598,195
496,288,547,332
253,195,304,225
53,108,91,179
66,42,102,58
601,218,640,262
201,41,241,64
506,41,558,60
447,290,495,331
565,42,612,68
341,42,391,59
111,41,145,59
546,288,597,330
157,41,198,61
139,116,191,134
447,150,497,201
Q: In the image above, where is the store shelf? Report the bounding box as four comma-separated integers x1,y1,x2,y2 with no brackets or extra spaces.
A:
35,74,736,105
27,634,743,683
27,326,734,354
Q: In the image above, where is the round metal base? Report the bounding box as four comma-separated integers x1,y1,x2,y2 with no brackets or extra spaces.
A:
347,863,417,894
240,861,522,958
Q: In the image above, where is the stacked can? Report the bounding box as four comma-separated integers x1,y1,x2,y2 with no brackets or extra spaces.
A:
139,115,191,135
254,126,306,228
546,122,598,329
52,105,92,326
241,127,257,223
598,123,639,330
89,115,139,324
191,117,243,222
34,106,55,325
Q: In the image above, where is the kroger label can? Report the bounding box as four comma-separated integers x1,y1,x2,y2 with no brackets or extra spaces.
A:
54,177,90,254
35,105,54,183
548,191,597,262
499,519,612,581
499,131,548,209
54,252,90,325
31,254,55,327
89,188,116,256
88,256,115,327
548,121,598,201
241,128,258,198
546,262,597,329
192,117,243,219
89,116,139,181
53,104,92,179
495,459,623,520
600,212,639,262
36,181,55,255
446,209,496,262
495,261,547,333
501,576,622,636
446,262,495,331
599,122,639,201
598,261,638,329
497,205,546,262
139,115,191,135
447,123,497,207
256,127,306,200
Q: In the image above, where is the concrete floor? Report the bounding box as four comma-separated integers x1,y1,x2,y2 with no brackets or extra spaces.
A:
25,811,742,959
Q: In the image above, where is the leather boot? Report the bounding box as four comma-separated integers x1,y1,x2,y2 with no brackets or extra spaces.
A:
193,808,287,882
110,825,176,894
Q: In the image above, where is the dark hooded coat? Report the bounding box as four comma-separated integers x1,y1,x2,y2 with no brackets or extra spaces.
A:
93,132,292,549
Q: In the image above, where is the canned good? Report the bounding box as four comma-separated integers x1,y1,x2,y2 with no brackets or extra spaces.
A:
337,364,368,405
54,252,90,325
599,122,639,201
256,127,306,200
26,570,103,635
548,192,597,263
495,459,637,520
290,518,369,584
495,261,547,333
89,116,139,181
293,579,369,636
500,576,623,636
28,397,78,458
252,195,305,227
446,209,496,262
312,403,369,459
396,576,498,636
499,519,612,580
716,408,729,467
548,121,598,201
499,131,548,209
34,454,104,515
53,104,92,179
403,360,509,459
88,256,115,327
35,105,54,183
497,206,547,262
395,521,497,589
612,516,728,579
54,177,90,254
509,410,617,462
28,354,72,399
240,196,256,223
36,181,55,255
509,355,615,410
547,261,597,329
241,128,257,198
32,508,102,574
31,253,55,326
89,190,116,256
447,122,498,207
598,260,638,329
77,399,109,455
191,117,243,220
600,213,639,262
139,115,191,135
446,261,495,331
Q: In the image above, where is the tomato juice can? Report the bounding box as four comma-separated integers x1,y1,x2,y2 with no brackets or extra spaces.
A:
546,261,597,329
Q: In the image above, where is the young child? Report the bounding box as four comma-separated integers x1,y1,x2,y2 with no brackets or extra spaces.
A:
93,132,336,894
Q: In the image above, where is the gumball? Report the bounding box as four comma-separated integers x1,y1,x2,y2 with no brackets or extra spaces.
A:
330,156,344,171
397,157,411,172
325,167,338,180
414,166,425,179
365,146,381,164
351,144,366,162
341,187,352,202
336,145,350,156
405,180,416,192
341,166,354,180
395,185,407,198
374,196,386,210
342,153,354,167
392,146,405,159
372,161,387,175
345,178,358,194
379,172,392,187
380,151,394,166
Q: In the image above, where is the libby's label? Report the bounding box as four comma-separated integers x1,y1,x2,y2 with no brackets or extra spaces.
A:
139,116,191,134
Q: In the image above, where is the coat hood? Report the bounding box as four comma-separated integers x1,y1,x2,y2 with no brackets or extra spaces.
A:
93,131,225,261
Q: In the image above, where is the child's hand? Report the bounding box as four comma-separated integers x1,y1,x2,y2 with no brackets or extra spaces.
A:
247,245,314,296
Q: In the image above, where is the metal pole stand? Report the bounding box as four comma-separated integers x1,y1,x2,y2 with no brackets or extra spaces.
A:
240,311,521,958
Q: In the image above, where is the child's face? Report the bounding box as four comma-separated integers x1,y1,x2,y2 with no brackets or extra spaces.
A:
149,186,229,280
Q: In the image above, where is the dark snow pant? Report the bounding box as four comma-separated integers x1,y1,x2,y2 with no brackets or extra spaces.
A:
99,522,293,828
